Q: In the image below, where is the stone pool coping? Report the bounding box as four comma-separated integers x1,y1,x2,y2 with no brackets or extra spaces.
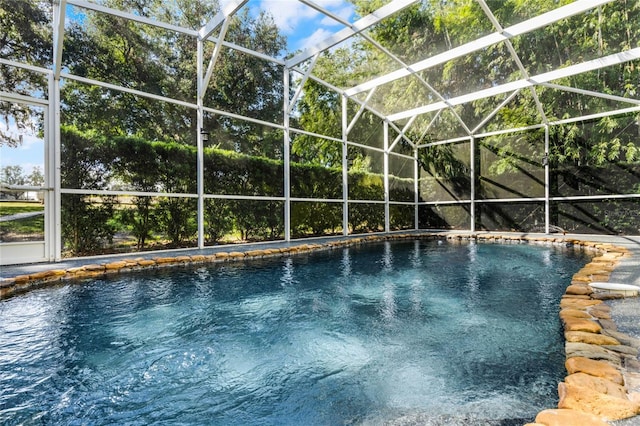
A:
1,231,639,425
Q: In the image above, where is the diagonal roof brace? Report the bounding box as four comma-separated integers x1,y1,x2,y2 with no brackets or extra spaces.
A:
199,0,247,41
347,88,377,134
387,47,640,122
388,115,417,152
346,0,616,97
201,17,233,97
476,0,548,126
540,82,640,106
285,0,419,68
287,54,321,115
53,0,67,79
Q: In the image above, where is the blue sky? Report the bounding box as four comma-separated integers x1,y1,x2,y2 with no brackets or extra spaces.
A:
0,122,44,178
255,0,356,52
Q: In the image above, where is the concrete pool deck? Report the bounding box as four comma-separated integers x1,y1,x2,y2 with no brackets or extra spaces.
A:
1,231,639,425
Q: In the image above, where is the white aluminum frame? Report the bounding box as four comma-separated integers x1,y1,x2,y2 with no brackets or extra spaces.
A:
1,0,639,264
346,0,616,97
0,92,54,264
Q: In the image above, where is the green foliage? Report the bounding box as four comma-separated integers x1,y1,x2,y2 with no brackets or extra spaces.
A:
233,200,283,241
291,162,342,199
0,214,44,242
61,194,117,255
204,199,235,244
157,197,197,247
119,198,157,250
291,202,342,237
58,0,285,155
60,127,118,254
0,0,50,147
349,203,384,233
58,129,415,254
389,205,414,231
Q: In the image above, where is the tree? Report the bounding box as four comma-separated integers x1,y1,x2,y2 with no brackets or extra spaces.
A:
60,127,117,255
0,0,51,147
27,166,44,186
0,165,26,199
1,165,25,185
61,0,286,157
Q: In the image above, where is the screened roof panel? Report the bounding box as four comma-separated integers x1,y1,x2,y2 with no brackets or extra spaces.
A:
512,2,640,77
422,107,470,141
474,90,545,134
365,72,435,117
541,68,640,119
6,0,638,144
61,7,198,102
416,41,523,101
305,34,405,90
205,44,284,122
425,0,496,46
490,0,574,28
346,0,500,68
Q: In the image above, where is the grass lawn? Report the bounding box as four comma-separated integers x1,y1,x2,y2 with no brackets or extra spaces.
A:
0,201,45,241
0,201,45,215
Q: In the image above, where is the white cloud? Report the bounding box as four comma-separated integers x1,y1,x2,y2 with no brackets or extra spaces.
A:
18,134,43,152
326,4,355,23
1,119,44,174
259,0,354,33
259,0,320,34
297,28,334,51
314,0,348,8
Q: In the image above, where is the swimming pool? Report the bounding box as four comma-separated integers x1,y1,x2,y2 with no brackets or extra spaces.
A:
0,240,589,425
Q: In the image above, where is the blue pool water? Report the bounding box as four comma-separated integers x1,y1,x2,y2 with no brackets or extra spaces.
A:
0,240,589,425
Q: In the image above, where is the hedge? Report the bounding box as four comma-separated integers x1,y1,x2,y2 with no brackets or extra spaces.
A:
60,127,414,255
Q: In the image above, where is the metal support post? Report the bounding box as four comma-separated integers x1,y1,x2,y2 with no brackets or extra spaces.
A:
342,95,349,235
49,74,62,261
544,125,550,234
196,40,205,248
414,148,419,230
383,121,390,233
470,136,476,233
283,69,291,241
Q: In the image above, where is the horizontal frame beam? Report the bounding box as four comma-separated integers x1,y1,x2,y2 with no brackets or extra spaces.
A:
68,0,198,36
418,192,640,206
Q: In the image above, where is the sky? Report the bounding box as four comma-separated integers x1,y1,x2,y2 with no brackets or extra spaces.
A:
255,0,356,52
0,115,45,179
